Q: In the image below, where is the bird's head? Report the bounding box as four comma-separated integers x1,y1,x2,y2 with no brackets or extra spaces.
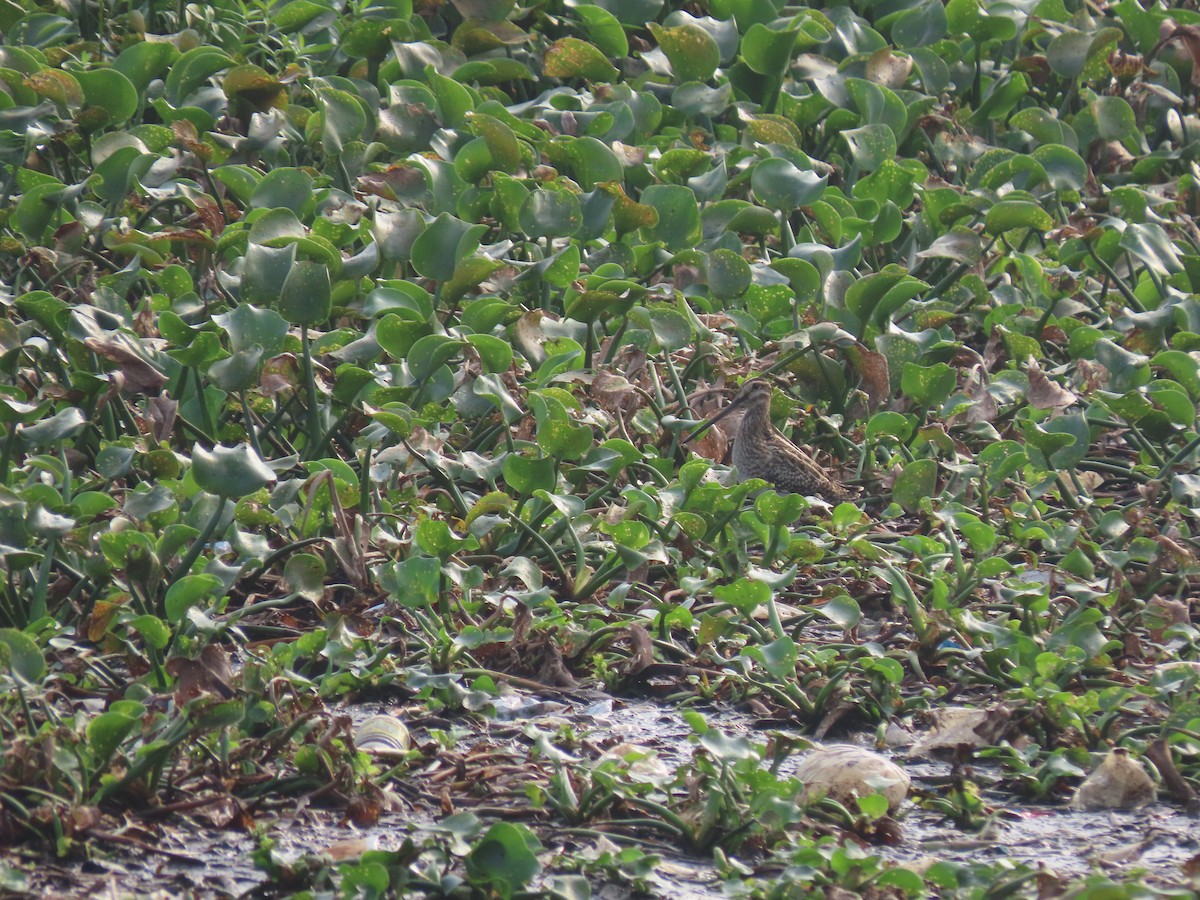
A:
683,377,774,442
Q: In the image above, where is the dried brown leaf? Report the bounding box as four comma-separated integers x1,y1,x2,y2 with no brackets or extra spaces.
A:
1026,358,1077,410
84,336,168,395
146,391,178,443
845,342,890,412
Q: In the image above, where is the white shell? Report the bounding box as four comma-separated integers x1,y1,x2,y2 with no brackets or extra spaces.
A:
354,714,411,758
794,744,910,811
1070,748,1156,810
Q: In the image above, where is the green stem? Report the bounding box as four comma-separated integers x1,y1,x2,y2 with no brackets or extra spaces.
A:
168,496,228,590
0,426,19,485
299,323,323,458
240,390,263,458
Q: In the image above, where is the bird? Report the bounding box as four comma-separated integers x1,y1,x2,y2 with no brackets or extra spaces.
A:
684,379,854,502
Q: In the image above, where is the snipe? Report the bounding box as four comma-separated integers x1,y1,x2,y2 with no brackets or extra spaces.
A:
685,379,853,501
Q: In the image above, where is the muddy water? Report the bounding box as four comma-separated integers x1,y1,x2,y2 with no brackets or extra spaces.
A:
6,691,1195,897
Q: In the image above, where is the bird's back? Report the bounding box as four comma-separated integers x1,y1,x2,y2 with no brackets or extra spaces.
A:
731,407,851,501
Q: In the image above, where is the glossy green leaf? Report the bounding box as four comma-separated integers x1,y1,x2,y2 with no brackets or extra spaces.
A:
842,124,896,171
750,158,826,210
984,200,1053,235
893,457,937,513
741,23,798,76
278,260,332,326
192,443,277,497
520,188,583,239
411,214,488,282
0,628,45,685
649,22,720,84
573,4,628,58
639,184,700,251
543,37,619,81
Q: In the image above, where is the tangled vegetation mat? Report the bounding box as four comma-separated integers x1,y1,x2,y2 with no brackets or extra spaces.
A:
0,0,1199,896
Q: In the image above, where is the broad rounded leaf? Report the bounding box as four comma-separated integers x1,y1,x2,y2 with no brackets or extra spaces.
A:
741,23,799,76
465,823,543,896
411,214,488,282
543,37,619,81
842,124,896,171
893,457,937,512
249,168,316,219
648,22,720,84
707,249,752,300
164,574,223,623
192,443,277,497
0,628,45,685
519,188,583,239
640,184,700,250
76,68,138,128
985,200,1053,235
751,157,827,210
503,453,557,495
1091,95,1138,144
278,260,332,326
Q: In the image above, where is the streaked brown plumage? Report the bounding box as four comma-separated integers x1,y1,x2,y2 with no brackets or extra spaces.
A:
688,380,852,501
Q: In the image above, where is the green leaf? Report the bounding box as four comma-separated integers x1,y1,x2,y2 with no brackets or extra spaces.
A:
408,335,466,383
817,594,862,629
649,22,720,84
249,168,316,219
1119,223,1183,277
215,304,289,357
466,823,543,897
14,181,65,243
893,458,937,513
889,0,946,48
87,708,140,766
503,453,557,495
754,490,806,526
741,23,799,76
20,407,86,448
164,46,233,105
842,124,897,171
164,574,222,623
1021,414,1089,470
113,41,179,92
388,555,441,609
900,362,955,407
129,615,171,650
971,72,1028,125
411,214,488,282
845,265,927,328
192,443,277,498
573,4,628,58
318,87,368,155
75,68,138,129
707,248,752,300
467,334,514,374
283,553,327,600
468,112,521,173
416,518,475,559
743,635,797,679
1091,95,1138,145
278,260,332,326
639,184,700,251
1032,144,1086,192
713,577,770,614
750,157,827,210
520,187,583,239
984,200,1053,235
0,628,45,685
543,37,619,81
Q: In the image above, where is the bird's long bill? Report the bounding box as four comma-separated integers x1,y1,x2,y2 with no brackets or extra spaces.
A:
681,394,747,444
